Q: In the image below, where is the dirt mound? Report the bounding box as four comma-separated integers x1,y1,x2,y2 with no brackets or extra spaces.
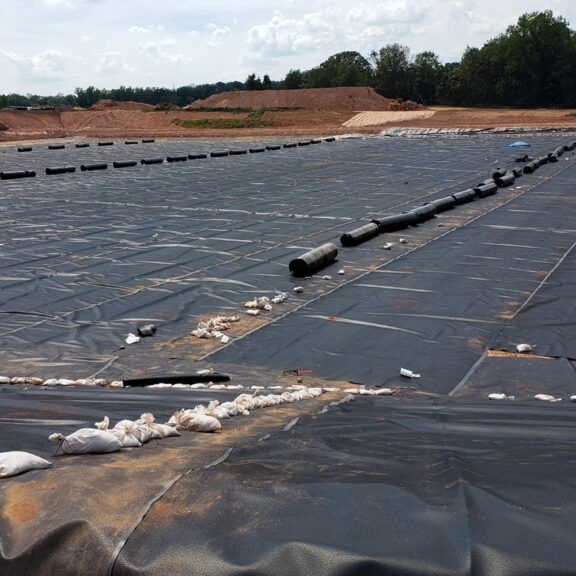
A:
188,87,408,111
89,99,155,111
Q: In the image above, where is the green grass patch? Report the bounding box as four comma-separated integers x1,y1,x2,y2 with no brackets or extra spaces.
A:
171,108,276,129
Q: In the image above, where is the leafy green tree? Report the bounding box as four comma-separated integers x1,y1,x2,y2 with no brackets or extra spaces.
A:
409,51,443,104
282,69,303,89
303,51,372,88
500,10,576,106
371,43,411,99
244,74,263,91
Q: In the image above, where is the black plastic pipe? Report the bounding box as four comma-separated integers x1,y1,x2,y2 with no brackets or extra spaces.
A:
46,166,76,175
452,188,477,204
325,137,336,142
167,156,188,162
495,172,515,187
429,196,457,213
123,373,230,387
298,140,311,146
142,139,155,143
229,149,247,155
283,143,297,148
523,161,538,174
48,144,65,150
0,170,36,180
266,145,281,151
289,243,338,276
210,151,229,158
17,146,32,152
377,211,420,232
75,143,90,148
474,182,498,198
140,158,164,165
80,163,108,171
413,203,438,223
188,153,208,160
113,160,138,168
249,147,266,153
125,141,139,145
340,221,381,247
98,142,114,146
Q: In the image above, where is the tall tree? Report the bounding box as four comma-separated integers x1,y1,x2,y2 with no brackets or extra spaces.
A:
370,43,411,99
410,51,443,104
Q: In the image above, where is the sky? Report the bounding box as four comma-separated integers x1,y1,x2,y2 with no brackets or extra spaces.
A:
1,0,575,96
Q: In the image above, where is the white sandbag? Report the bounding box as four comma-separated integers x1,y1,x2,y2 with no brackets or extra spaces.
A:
167,409,222,432
151,422,181,438
0,451,53,478
49,428,123,454
111,427,142,448
114,419,153,443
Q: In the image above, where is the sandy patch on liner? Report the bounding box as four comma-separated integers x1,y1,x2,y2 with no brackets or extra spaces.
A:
343,110,436,127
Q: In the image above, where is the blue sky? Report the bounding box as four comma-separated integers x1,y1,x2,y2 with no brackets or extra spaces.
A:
1,0,574,95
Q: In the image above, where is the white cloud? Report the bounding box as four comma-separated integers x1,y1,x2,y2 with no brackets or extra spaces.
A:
206,23,232,37
347,1,432,24
93,51,134,75
138,39,190,64
247,10,336,57
1,48,71,82
128,25,165,34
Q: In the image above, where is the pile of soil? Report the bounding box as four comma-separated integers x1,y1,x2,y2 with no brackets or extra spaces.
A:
89,99,155,111
187,86,416,111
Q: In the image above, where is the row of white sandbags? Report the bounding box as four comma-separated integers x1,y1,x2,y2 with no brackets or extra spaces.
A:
47,388,324,455
2,387,328,476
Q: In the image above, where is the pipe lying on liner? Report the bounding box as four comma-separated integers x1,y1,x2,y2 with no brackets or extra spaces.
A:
142,139,155,143
266,145,281,151
249,147,266,153
495,172,515,187
48,144,65,150
188,153,208,160
1,170,36,180
167,155,188,162
80,163,108,171
229,149,247,155
210,151,229,158
98,142,114,146
283,143,297,148
140,158,164,165
289,243,338,276
474,181,498,198
125,141,138,145
429,196,457,212
123,373,230,387
75,143,90,148
340,221,381,247
377,211,420,232
523,161,538,174
46,166,76,175
18,147,32,152
413,203,438,223
113,160,138,168
452,189,476,204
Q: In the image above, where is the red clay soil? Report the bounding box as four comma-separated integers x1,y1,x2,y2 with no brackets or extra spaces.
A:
187,86,415,111
1,87,576,144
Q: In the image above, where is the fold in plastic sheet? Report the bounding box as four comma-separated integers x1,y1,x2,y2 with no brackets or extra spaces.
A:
112,397,576,576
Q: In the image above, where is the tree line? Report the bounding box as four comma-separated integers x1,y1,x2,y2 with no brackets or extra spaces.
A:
2,11,575,110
